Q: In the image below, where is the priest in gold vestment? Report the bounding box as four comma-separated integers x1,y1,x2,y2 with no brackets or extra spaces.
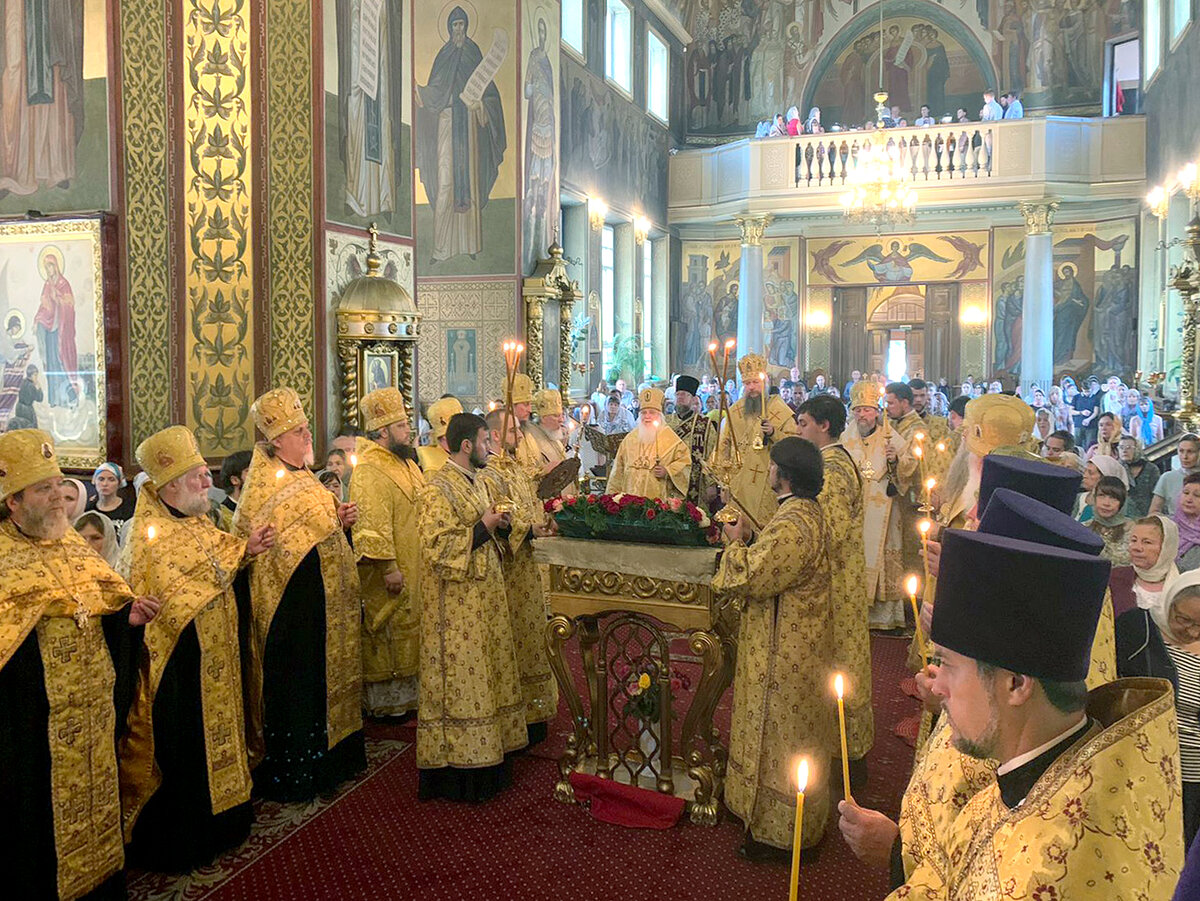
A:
796,395,874,771
717,354,799,526
119,426,275,871
517,388,577,498
418,412,528,801
665,375,716,506
234,387,365,801
0,430,159,901
417,395,462,473
712,437,834,857
607,388,691,500
479,407,559,743
350,387,426,717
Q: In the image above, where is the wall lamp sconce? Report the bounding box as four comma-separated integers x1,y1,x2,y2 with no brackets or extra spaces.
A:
804,309,831,329
634,215,651,245
959,305,988,326
589,198,608,231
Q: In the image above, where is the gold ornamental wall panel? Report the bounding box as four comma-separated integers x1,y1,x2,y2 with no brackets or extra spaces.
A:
183,0,256,455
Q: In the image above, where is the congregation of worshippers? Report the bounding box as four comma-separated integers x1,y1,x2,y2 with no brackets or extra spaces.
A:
5,361,1200,899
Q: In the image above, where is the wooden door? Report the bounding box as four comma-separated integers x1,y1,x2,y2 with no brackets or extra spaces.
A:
905,328,925,380
869,329,887,376
832,287,868,385
925,284,960,383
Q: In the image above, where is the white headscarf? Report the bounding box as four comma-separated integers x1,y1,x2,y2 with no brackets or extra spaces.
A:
786,106,800,122
1133,514,1180,586
62,477,87,520
1091,454,1129,489
74,511,121,568
1158,568,1200,652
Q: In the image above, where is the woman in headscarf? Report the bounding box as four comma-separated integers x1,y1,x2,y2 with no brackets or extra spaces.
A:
60,477,87,521
87,461,137,540
1176,473,1200,572
1048,384,1073,433
768,113,787,136
785,106,801,136
1088,475,1132,564
1075,454,1129,522
73,510,121,568
1153,570,1200,847
1131,395,1165,447
804,106,823,134
1113,514,1179,686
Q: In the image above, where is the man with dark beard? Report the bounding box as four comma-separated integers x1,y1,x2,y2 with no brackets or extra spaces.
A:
666,375,717,506
350,387,426,719
417,413,527,800
0,429,159,900
120,426,275,871
234,387,365,801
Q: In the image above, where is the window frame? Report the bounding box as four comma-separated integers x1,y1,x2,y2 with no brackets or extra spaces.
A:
1170,0,1192,47
561,0,585,60
1145,0,1163,85
645,26,670,124
601,225,616,373
604,0,633,96
641,238,653,374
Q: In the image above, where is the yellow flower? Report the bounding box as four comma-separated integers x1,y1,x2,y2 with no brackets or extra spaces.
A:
638,673,652,690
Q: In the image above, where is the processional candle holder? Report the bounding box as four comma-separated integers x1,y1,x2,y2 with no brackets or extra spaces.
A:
701,340,759,529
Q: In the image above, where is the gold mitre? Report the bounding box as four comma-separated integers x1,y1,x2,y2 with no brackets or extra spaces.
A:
534,389,563,416
737,353,768,381
850,380,882,409
252,387,308,440
511,373,534,405
963,394,1035,457
0,428,61,500
360,387,409,433
136,425,206,488
428,396,463,440
639,387,664,412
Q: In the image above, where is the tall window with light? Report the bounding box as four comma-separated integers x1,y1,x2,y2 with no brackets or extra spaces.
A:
1146,0,1162,80
1171,0,1191,43
646,29,669,122
605,0,632,93
562,0,584,56
601,225,616,374
642,240,654,375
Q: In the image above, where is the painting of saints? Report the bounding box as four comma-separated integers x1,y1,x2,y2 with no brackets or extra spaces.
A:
415,6,506,264
446,328,477,397
769,279,798,368
1052,262,1090,365
33,248,79,409
335,0,405,219
714,282,739,346
522,16,557,273
883,26,910,113
0,0,85,196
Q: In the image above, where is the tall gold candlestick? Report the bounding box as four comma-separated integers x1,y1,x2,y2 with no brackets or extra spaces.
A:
918,518,932,585
788,759,808,901
834,674,852,804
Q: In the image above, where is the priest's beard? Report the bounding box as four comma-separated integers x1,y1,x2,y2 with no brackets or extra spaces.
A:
947,696,1000,760
856,417,877,438
942,442,982,513
388,437,418,463
469,440,489,469
21,506,69,540
636,422,658,446
743,394,763,417
174,486,213,518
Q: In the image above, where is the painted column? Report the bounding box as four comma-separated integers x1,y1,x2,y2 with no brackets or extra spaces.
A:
734,214,773,359
1017,199,1059,397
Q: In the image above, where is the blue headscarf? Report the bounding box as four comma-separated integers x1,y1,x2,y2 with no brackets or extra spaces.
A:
92,462,126,489
1140,399,1157,448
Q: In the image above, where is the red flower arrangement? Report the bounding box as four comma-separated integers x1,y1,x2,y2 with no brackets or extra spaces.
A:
545,492,718,546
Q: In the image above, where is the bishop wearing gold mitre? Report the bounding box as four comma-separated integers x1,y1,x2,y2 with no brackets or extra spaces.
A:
417,395,462,473
840,380,906,630
795,395,874,777
417,412,527,801
517,387,577,498
712,437,834,859
0,429,160,901
119,426,275,872
479,406,559,744
868,526,1182,900
717,353,799,526
233,387,365,801
666,375,717,506
607,387,691,500
349,387,426,718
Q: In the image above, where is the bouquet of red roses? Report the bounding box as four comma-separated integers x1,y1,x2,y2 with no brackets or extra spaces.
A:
545,493,718,547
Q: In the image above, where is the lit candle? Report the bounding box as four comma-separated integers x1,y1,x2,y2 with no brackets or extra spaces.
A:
935,441,946,453
275,469,285,480
906,574,929,663
146,524,157,542
349,453,358,467
788,759,808,901
923,475,936,515
834,674,852,803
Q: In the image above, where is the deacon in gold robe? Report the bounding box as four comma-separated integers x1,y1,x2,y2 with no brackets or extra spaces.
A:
883,382,926,573
712,437,834,856
0,430,160,901
350,387,426,718
119,426,275,871
479,407,559,743
517,388,578,498
607,387,691,500
796,395,874,770
841,381,906,630
418,412,527,800
417,395,462,473
666,375,717,507
717,353,799,527
909,378,954,483
233,387,365,801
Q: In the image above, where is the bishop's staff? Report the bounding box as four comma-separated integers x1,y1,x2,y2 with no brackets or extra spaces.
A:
703,339,762,532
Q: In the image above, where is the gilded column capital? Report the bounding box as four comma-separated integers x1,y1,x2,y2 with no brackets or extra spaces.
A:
1017,199,1060,235
733,214,775,246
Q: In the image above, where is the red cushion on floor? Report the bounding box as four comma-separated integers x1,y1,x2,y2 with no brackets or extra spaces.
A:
569,772,685,829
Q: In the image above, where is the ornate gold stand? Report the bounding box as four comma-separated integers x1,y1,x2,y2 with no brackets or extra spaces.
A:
534,537,735,825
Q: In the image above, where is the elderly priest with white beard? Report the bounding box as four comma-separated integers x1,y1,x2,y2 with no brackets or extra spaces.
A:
606,387,691,500
0,429,160,901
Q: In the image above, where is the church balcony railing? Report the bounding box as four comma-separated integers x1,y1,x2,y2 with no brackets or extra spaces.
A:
668,116,1146,225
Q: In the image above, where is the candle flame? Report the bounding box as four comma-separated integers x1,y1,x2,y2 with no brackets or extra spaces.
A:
797,759,809,792
905,574,919,596
517,343,525,354
925,477,936,490
913,445,923,458
708,342,718,352
914,431,925,442
936,442,946,452
724,339,735,350
834,673,844,699
349,454,358,466
147,525,157,542
918,519,931,535
275,469,285,480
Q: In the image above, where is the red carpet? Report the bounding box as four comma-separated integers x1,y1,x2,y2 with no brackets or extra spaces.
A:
130,634,919,901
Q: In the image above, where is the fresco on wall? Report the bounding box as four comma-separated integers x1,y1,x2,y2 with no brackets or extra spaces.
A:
991,218,1138,381
0,0,110,215
325,0,411,235
521,3,560,274
808,231,989,286
675,238,801,374
414,1,516,276
561,55,670,225
416,279,513,409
